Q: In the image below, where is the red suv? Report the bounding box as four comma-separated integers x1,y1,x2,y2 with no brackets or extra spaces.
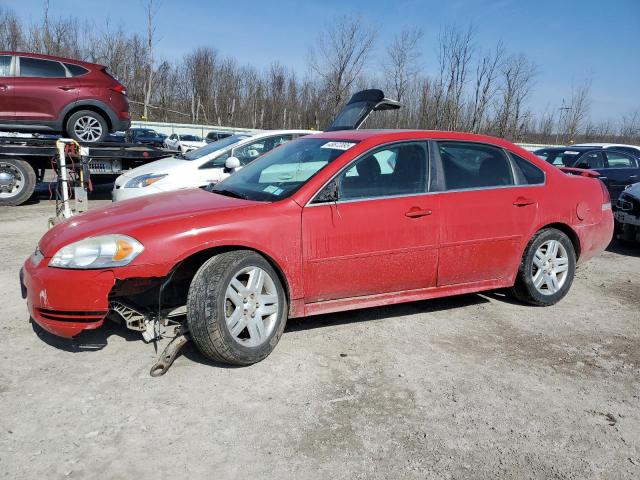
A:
0,52,130,143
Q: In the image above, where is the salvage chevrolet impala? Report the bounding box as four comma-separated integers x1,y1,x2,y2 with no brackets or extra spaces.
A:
21,126,614,365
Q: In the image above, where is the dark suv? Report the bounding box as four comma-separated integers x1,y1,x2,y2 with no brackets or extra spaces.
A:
0,51,130,143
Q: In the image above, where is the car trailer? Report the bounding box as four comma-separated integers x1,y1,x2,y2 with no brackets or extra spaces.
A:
0,136,174,206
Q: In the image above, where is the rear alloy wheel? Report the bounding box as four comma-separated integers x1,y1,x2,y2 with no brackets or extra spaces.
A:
510,228,576,306
66,110,108,143
0,158,37,206
187,251,288,365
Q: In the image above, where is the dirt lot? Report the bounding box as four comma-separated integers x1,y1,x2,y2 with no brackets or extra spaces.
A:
1,198,639,479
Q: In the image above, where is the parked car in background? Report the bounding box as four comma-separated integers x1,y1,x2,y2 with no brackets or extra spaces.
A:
113,130,313,201
535,146,640,202
615,182,640,243
573,143,640,157
125,128,166,147
164,133,207,152
0,51,130,143
206,130,234,143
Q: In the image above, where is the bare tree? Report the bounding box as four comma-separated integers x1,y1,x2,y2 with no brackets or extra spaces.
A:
468,41,504,133
561,80,591,143
383,27,423,127
493,53,537,139
309,15,376,120
142,0,160,120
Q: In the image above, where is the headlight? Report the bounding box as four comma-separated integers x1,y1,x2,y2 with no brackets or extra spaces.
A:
49,235,144,269
125,173,167,188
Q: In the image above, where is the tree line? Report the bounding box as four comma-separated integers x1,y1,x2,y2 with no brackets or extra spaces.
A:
1,3,638,145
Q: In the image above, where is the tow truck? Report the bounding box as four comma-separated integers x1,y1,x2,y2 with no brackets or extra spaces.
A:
0,134,174,206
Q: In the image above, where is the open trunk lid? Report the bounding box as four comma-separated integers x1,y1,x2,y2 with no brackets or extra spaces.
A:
327,89,400,131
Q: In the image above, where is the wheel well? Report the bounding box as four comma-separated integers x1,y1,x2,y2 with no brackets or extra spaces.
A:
63,105,111,131
165,246,291,307
540,223,581,259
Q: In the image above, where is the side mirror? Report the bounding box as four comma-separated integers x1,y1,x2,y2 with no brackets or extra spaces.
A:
313,179,340,203
576,162,590,170
225,156,241,170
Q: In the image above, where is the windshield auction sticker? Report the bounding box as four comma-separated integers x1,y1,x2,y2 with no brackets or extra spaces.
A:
321,142,356,150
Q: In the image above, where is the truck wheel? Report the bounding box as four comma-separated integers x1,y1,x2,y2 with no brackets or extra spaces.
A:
0,158,37,206
66,110,108,143
509,228,576,306
187,251,288,365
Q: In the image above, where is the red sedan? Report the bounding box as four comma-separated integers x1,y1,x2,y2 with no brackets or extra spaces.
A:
21,127,613,365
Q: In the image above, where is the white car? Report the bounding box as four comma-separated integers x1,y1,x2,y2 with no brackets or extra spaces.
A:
163,133,207,153
572,143,640,157
112,130,313,201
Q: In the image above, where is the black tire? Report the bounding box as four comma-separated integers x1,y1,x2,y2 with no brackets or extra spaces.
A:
187,250,288,365
510,228,576,306
65,110,108,143
0,158,37,206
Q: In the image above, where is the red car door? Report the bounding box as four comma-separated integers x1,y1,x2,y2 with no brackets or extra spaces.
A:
302,141,440,303
13,56,78,123
436,142,540,286
0,54,14,120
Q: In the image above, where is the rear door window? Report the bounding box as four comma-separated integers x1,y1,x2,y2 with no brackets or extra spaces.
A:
19,57,67,78
438,142,515,190
604,151,637,168
0,55,11,76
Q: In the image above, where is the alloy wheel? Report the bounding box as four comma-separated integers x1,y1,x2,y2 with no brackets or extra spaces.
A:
224,266,280,347
73,116,103,142
531,239,569,295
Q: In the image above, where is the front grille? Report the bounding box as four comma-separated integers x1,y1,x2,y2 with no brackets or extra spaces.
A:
37,308,107,323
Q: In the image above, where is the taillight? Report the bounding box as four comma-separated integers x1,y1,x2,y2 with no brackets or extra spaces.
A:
111,84,127,96
598,179,611,211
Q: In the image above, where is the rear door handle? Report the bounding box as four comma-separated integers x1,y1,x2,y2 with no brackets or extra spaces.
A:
0,84,8,91
513,197,536,207
58,86,76,91
405,207,433,218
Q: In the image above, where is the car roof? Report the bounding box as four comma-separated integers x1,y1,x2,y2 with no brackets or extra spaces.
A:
535,146,600,152
241,129,316,139
0,50,102,68
573,143,640,150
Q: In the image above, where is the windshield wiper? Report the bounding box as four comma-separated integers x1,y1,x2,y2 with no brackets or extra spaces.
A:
212,188,249,200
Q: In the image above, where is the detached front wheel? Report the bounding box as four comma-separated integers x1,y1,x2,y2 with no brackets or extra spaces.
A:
510,228,576,306
187,251,288,365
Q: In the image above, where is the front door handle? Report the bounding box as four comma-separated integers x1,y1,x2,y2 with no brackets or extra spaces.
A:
58,86,76,91
0,84,8,91
513,197,536,207
405,207,433,218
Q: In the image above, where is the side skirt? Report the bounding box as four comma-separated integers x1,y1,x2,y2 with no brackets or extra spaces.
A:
301,278,513,317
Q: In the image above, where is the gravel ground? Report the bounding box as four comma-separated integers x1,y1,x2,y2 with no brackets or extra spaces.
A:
1,198,639,479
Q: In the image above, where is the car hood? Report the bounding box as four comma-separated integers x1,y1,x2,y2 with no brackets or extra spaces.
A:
181,141,207,148
622,182,640,199
37,188,260,256
119,156,187,179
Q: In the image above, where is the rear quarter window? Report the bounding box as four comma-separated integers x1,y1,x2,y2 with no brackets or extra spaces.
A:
510,153,545,184
64,63,89,76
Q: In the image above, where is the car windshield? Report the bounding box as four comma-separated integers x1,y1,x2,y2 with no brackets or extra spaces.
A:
535,149,581,166
183,134,251,160
180,135,202,141
141,130,159,137
211,138,356,201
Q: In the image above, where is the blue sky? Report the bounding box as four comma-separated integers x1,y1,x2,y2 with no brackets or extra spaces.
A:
4,0,639,122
